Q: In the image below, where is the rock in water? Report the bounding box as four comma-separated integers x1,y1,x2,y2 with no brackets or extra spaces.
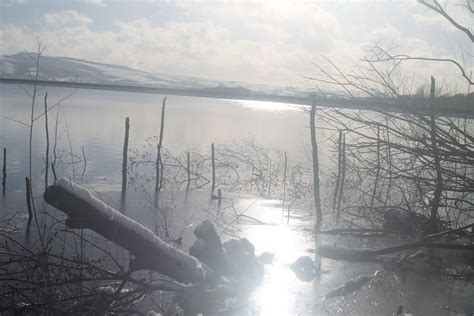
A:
290,256,317,281
240,237,255,255
222,238,263,286
189,220,227,274
259,252,275,265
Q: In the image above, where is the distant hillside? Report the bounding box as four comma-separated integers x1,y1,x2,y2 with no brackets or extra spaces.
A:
1,53,471,115
0,52,301,96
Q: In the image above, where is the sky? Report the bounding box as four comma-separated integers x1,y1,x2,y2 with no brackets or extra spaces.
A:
0,0,472,91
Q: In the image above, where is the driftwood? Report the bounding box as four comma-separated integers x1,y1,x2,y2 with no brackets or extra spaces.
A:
318,223,474,261
325,270,379,299
44,178,215,285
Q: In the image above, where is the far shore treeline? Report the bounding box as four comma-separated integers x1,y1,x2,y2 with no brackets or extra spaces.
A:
1,78,472,116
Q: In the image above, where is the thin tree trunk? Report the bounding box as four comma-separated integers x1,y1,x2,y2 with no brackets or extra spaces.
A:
370,124,381,206
282,152,287,218
25,177,32,223
65,117,75,181
155,97,167,192
310,104,323,227
80,146,87,182
28,42,45,247
428,76,443,228
121,117,130,195
51,162,57,183
52,105,60,168
2,148,6,195
44,92,50,192
337,133,346,212
383,115,392,206
333,130,343,211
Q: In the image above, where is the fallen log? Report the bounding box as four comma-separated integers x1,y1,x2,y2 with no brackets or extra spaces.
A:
44,177,213,285
318,223,473,261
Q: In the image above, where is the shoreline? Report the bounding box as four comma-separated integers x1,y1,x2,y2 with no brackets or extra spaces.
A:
1,78,471,117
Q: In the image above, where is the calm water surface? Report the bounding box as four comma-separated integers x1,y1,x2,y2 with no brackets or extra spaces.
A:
2,83,471,315
0,83,321,314
0,83,317,192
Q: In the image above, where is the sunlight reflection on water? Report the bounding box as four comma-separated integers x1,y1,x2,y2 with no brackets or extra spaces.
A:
237,199,315,315
238,99,306,112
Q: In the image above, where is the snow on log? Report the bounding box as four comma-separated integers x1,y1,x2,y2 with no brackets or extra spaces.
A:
44,177,209,285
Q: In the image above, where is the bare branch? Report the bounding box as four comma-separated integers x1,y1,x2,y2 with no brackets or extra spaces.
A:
418,0,473,42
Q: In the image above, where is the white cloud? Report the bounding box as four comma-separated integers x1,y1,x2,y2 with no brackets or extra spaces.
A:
43,10,93,27
412,2,473,35
0,0,28,6
0,1,470,90
83,0,106,7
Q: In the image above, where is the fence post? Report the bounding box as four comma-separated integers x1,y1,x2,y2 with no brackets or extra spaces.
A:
122,117,130,195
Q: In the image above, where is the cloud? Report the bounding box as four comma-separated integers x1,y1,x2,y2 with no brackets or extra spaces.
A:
412,2,472,35
0,1,470,90
43,10,93,27
0,0,28,6
84,0,106,6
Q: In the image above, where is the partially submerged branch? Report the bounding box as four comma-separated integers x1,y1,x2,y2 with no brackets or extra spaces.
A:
44,177,212,285
317,223,473,261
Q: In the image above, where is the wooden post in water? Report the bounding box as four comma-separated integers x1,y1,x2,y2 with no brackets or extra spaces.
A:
211,143,216,192
122,117,130,195
186,152,191,192
310,103,323,228
2,148,6,195
333,130,343,212
155,97,167,192
44,92,50,192
337,133,346,213
282,152,287,219
25,177,32,223
51,162,57,183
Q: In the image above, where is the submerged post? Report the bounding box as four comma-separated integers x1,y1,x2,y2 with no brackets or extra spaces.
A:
25,177,32,222
337,133,346,213
310,103,323,228
333,130,342,212
155,97,167,192
282,152,287,218
211,143,216,192
44,92,50,192
122,117,130,195
2,148,6,195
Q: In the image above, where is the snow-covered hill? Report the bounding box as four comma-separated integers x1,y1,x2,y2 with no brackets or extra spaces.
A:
0,52,302,96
